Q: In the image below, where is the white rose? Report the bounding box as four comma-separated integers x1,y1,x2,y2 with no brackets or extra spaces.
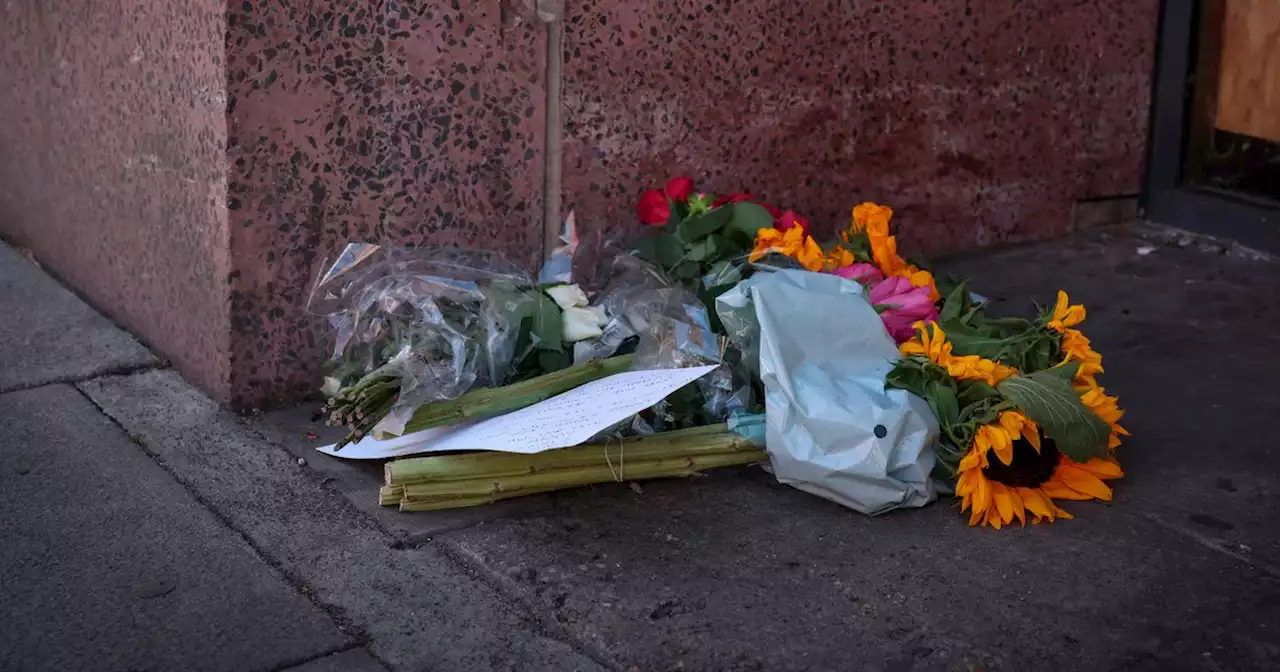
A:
320,376,342,397
545,283,589,310
562,305,608,342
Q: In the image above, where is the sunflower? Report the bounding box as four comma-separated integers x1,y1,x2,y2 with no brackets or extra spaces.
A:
899,322,1018,387
956,421,1125,529
1047,290,1086,332
1061,328,1104,385
1078,382,1129,450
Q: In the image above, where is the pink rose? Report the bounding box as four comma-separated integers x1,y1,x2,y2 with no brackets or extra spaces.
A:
833,263,884,284
869,276,939,343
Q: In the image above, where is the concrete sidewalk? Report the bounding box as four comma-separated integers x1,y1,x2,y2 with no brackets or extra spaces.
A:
2,228,1279,672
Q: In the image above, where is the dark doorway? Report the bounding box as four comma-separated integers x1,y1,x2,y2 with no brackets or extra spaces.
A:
1145,0,1280,253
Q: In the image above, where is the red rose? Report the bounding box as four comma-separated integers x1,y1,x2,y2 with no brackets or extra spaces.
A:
636,189,670,226
664,177,695,202
759,203,783,219
712,192,756,208
774,210,811,236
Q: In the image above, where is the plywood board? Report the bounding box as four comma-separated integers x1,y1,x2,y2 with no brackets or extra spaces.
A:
1215,0,1280,142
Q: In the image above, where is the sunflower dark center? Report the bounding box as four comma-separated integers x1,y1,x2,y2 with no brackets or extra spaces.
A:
982,437,1060,488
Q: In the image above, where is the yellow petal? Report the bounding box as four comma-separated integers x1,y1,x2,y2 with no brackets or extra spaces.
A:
1054,506,1074,520
993,439,1014,466
1078,458,1124,480
1018,488,1055,521
1052,291,1069,320
1024,426,1042,452
973,473,991,514
1040,481,1094,501
1057,462,1114,501
1009,489,1027,526
992,483,1014,524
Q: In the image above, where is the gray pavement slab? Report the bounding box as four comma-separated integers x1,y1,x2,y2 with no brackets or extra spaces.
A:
79,370,607,672
434,230,1280,671
261,406,554,542
0,385,347,672
282,648,389,672
0,241,154,392
442,470,1280,671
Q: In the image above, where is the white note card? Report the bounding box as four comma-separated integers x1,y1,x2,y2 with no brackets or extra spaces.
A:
317,365,718,460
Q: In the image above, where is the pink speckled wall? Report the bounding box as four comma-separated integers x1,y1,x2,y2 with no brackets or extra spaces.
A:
224,0,547,408
0,0,1160,410
561,0,1160,257
0,0,232,398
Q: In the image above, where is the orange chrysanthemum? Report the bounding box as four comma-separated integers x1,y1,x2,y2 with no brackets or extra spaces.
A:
749,226,826,272
847,202,941,301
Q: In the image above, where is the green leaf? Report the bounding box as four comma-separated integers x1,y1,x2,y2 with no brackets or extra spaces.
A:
674,260,701,279
723,202,773,246
938,319,1014,361
631,235,659,264
704,259,743,286
926,380,960,427
956,380,1001,407
532,294,563,351
1042,360,1081,383
654,234,685,268
686,233,732,263
537,349,572,372
1020,334,1060,373
938,281,970,323
996,371,1110,461
677,206,732,242
885,357,938,400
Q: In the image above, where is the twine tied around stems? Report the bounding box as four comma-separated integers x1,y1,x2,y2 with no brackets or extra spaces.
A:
603,436,625,482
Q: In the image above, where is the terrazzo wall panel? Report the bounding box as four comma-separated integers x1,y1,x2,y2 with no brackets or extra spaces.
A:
224,1,547,408
0,0,232,398
0,0,1160,410
560,0,1160,259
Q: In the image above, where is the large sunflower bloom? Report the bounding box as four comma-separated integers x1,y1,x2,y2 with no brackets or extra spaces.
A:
900,322,1018,386
956,425,1124,529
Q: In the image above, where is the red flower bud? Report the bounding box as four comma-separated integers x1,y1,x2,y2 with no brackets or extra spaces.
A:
664,177,695,202
636,189,670,226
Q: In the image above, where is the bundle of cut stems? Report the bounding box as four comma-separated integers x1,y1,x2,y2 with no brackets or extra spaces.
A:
381,424,766,511
329,354,635,450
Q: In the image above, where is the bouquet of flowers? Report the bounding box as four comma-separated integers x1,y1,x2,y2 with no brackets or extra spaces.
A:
309,244,627,449
313,174,1129,529
628,176,1127,527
